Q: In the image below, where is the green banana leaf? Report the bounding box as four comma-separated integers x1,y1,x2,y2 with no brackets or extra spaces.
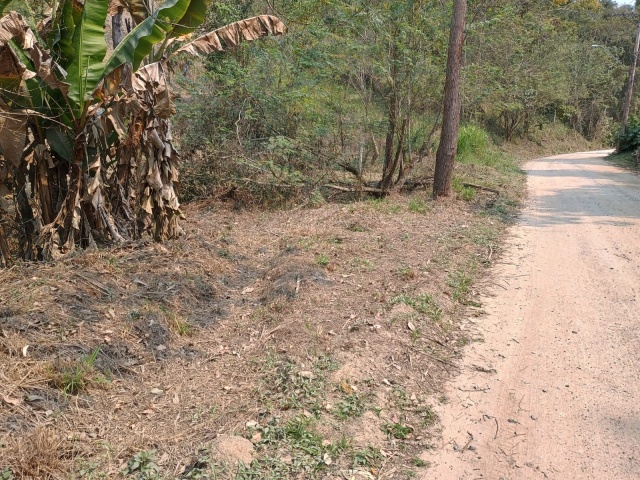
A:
48,0,78,66
66,0,109,107
103,0,194,76
46,127,74,161
170,0,212,37
0,0,15,15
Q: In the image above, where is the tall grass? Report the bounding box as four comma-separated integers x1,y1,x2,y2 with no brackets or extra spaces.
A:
457,124,490,157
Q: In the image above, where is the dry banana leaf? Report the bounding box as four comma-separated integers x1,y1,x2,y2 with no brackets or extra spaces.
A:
109,0,149,24
173,15,286,57
0,109,26,166
0,12,69,94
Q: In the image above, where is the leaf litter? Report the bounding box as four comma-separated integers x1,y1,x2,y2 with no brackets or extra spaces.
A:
0,179,520,478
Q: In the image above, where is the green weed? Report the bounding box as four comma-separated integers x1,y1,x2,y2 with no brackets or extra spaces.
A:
49,347,103,395
122,450,160,479
411,458,430,468
448,271,473,304
457,124,490,158
384,422,414,440
408,199,429,214
452,178,476,201
334,393,366,419
391,293,442,322
0,469,14,480
315,254,330,267
397,266,416,280
352,446,383,469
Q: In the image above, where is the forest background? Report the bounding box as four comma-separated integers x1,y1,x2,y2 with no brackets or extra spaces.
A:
164,0,639,201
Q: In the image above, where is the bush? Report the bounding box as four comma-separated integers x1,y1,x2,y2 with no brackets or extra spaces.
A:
457,124,491,158
616,115,640,153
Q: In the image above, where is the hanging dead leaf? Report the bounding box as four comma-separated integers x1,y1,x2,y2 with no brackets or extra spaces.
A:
173,15,286,58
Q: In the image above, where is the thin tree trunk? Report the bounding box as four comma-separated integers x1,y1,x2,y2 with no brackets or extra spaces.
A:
620,18,640,140
433,0,467,198
112,8,126,48
381,42,400,191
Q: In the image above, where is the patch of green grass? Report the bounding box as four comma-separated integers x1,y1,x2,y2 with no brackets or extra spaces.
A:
452,178,476,201
315,254,330,267
608,151,639,171
351,257,374,271
411,458,430,468
122,450,160,479
408,199,429,214
347,222,368,232
0,468,14,480
352,446,383,469
48,347,104,395
366,198,402,214
261,357,326,412
457,124,490,158
314,355,340,372
397,266,417,280
448,270,473,304
383,422,414,440
391,293,442,322
334,393,367,419
249,416,349,476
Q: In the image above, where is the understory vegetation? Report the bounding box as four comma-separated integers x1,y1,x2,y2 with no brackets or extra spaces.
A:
172,0,634,205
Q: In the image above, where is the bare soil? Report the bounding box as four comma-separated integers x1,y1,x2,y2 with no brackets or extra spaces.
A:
425,150,640,479
0,167,519,479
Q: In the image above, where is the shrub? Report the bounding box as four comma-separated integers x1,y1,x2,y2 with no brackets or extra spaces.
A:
457,124,491,158
616,115,640,153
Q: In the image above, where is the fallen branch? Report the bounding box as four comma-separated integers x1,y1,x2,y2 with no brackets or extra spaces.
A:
463,182,500,195
323,184,387,194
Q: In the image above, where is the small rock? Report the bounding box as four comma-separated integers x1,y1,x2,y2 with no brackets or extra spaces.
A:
299,371,315,379
150,388,163,395
531,415,538,421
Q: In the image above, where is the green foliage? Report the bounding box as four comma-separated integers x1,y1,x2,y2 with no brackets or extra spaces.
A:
334,393,367,419
617,115,640,153
452,178,476,202
391,293,442,322
448,270,474,304
315,254,330,267
48,347,103,395
407,199,430,214
383,422,414,440
122,450,160,479
457,124,491,158
353,447,383,469
0,468,14,480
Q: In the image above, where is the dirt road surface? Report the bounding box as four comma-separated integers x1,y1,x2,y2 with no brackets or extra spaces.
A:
425,151,640,479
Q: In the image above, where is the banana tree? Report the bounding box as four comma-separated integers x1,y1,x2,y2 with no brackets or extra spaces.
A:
0,0,285,264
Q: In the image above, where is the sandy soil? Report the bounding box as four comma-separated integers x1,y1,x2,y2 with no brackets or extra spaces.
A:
425,150,640,479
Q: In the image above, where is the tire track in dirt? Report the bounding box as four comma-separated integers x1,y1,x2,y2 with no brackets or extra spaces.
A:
424,150,640,479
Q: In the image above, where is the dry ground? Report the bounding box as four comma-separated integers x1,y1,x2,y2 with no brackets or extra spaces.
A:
1,150,527,479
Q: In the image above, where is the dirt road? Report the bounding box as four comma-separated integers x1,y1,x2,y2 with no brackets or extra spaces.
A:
425,151,640,479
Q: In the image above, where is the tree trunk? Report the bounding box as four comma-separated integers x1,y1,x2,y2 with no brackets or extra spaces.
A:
380,42,400,191
433,0,466,198
620,18,640,141
112,8,126,48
